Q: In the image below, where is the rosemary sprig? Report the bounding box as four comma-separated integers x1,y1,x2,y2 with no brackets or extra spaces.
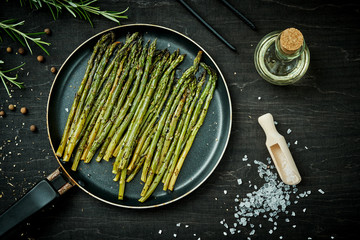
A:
0,19,50,55
0,60,26,98
20,0,129,27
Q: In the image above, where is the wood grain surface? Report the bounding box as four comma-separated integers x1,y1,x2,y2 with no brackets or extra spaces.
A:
1,0,359,239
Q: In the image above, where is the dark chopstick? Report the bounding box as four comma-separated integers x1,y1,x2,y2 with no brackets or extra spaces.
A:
220,0,257,31
177,0,237,52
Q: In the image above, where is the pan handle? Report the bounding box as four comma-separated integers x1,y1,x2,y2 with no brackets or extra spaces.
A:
0,168,73,237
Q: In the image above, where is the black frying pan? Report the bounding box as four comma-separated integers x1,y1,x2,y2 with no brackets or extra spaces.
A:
0,24,232,236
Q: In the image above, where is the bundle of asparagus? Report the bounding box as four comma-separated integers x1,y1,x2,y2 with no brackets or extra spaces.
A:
56,32,217,202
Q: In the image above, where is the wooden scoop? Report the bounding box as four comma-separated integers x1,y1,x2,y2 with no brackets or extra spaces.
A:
258,113,301,185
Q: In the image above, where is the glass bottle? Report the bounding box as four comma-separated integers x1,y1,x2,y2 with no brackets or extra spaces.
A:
254,28,310,85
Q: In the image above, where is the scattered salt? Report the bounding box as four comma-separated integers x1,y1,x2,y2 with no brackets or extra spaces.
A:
158,230,162,234
303,208,307,212
176,223,181,227
220,156,312,238
173,233,177,237
224,190,228,195
318,189,325,194
258,97,261,100
65,108,69,112
287,129,292,134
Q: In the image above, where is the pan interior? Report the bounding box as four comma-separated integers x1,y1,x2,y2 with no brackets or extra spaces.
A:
47,24,231,208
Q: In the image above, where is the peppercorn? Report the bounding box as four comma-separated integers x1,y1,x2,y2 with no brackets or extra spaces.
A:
20,107,27,114
0,110,5,117
6,47,12,53
18,47,25,55
8,104,15,111
50,67,57,74
44,28,51,35
30,125,37,132
37,55,44,63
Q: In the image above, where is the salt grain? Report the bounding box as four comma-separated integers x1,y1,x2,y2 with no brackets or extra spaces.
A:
237,179,243,185
158,230,162,234
224,190,228,194
318,189,325,194
287,129,292,134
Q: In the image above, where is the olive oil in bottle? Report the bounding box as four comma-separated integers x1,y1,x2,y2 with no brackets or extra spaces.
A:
254,28,310,85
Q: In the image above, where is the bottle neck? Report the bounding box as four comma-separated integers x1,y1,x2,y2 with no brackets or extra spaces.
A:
274,33,305,62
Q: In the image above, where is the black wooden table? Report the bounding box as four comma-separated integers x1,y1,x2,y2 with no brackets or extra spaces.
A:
1,1,359,239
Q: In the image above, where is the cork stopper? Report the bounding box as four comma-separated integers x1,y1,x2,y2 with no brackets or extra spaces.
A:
279,28,304,55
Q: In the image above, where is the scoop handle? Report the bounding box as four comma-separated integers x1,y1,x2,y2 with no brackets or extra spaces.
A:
258,113,281,144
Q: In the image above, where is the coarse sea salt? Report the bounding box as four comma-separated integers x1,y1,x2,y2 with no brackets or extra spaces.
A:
220,157,311,237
